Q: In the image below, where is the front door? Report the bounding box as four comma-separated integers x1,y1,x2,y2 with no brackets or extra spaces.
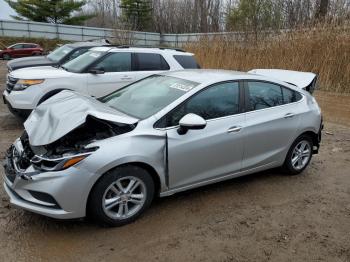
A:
87,52,135,97
165,81,245,189
10,44,25,58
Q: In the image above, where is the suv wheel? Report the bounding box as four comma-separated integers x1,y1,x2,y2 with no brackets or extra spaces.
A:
2,53,11,60
282,135,313,175
88,165,155,227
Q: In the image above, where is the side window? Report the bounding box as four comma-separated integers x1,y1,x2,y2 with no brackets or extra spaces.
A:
11,44,23,50
94,52,131,72
135,53,170,71
173,55,200,69
69,48,88,60
162,82,240,127
281,86,303,104
247,81,283,111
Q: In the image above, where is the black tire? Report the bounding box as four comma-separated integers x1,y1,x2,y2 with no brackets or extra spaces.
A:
87,165,155,227
282,135,313,175
2,53,11,60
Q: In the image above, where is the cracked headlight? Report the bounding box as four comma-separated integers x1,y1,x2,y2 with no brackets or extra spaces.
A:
13,79,45,91
31,148,98,171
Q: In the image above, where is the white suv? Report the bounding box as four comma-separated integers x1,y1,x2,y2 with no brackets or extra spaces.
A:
3,46,199,117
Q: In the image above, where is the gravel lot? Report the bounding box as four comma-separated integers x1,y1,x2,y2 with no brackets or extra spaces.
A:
0,60,349,262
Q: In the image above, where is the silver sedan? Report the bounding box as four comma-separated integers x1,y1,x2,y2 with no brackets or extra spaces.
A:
3,69,322,226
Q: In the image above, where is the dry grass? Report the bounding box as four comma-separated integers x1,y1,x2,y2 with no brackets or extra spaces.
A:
0,36,67,53
186,27,350,93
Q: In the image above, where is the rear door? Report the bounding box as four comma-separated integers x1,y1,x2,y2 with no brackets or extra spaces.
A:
133,52,170,80
87,52,134,97
242,81,303,170
165,81,245,189
23,44,35,56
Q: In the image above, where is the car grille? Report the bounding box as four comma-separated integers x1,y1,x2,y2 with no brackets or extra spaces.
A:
4,146,17,183
6,76,18,93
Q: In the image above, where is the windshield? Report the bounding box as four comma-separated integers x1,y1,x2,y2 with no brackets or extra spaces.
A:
102,75,199,119
47,45,73,62
62,50,105,73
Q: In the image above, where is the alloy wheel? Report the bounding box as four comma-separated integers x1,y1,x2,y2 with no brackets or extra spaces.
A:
102,176,147,220
291,140,311,170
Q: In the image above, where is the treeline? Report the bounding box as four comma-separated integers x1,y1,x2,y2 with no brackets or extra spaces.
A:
6,0,350,33
84,0,350,32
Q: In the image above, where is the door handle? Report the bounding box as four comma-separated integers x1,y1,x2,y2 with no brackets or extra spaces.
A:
284,113,295,119
227,126,242,133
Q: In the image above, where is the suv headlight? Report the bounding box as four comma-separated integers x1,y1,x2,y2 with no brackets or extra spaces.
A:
13,79,45,91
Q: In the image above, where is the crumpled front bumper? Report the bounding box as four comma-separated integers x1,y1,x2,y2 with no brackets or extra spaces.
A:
2,140,93,219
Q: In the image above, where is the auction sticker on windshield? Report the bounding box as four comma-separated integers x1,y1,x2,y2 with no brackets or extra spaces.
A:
170,82,195,92
89,52,102,58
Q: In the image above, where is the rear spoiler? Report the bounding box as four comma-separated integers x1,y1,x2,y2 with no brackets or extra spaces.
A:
248,69,318,94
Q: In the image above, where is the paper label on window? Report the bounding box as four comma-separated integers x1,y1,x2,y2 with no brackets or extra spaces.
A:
170,83,195,92
89,52,101,58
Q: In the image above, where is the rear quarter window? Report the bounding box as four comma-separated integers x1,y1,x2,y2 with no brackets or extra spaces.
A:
282,87,303,104
173,55,200,69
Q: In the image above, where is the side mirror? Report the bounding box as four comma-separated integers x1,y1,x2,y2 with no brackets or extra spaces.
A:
89,68,105,74
177,113,206,135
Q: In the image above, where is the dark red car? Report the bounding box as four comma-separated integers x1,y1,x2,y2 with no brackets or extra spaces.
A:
0,43,43,60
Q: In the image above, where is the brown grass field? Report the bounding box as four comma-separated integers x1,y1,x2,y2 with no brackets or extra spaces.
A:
1,26,349,93
186,27,350,93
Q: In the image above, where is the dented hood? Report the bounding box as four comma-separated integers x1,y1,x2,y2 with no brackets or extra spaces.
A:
248,69,317,89
24,90,139,146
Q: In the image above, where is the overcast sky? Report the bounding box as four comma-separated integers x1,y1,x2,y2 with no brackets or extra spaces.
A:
0,0,17,20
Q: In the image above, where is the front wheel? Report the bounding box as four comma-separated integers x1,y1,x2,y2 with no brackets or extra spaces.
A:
87,166,155,227
282,135,313,175
2,53,11,60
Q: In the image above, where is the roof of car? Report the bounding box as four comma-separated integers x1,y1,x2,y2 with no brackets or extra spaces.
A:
67,41,109,48
10,43,39,45
160,69,249,83
90,46,193,55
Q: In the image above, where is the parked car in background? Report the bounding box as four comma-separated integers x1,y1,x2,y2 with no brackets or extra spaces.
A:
3,46,200,118
3,70,322,226
0,43,43,60
6,41,110,72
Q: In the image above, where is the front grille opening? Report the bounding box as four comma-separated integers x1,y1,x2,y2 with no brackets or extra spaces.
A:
28,190,61,209
4,146,17,183
6,76,18,93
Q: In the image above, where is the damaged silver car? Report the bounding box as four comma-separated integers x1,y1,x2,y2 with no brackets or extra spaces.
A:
3,70,322,226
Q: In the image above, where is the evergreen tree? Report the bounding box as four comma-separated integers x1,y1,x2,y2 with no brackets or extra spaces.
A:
120,0,152,31
226,0,283,32
6,0,93,25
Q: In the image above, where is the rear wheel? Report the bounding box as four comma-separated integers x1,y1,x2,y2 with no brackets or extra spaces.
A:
282,135,313,175
88,166,155,227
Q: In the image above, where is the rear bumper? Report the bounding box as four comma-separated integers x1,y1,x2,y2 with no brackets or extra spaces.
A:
313,117,323,154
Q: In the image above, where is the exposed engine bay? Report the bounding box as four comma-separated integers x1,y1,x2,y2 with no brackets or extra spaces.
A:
15,116,136,171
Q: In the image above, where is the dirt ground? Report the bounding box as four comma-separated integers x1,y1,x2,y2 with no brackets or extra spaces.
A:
0,60,349,262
